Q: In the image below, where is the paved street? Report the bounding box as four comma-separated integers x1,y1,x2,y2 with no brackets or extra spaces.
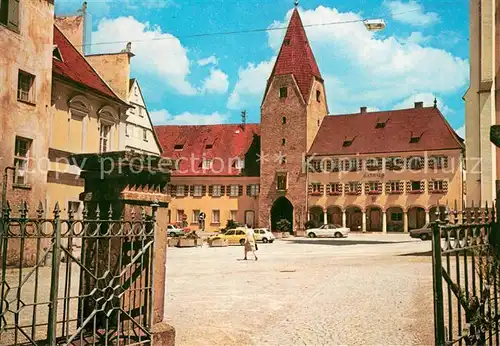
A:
164,233,435,346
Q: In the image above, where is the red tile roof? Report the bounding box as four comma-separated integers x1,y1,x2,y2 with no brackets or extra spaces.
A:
53,26,125,103
309,107,464,156
154,124,260,176
266,8,322,102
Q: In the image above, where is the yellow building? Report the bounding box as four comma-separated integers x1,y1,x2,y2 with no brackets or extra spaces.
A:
47,26,129,215
464,0,499,205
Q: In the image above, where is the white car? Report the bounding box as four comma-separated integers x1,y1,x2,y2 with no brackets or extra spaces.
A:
307,224,350,238
253,228,275,243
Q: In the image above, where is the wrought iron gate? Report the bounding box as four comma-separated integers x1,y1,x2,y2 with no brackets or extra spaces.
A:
432,203,500,345
0,200,157,345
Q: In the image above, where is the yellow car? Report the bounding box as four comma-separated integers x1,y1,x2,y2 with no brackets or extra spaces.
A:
209,227,249,245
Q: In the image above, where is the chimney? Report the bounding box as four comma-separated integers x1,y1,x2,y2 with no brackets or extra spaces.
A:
414,102,424,108
240,110,247,131
360,106,367,113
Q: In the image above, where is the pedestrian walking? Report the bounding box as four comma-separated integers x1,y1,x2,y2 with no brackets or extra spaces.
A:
243,228,258,261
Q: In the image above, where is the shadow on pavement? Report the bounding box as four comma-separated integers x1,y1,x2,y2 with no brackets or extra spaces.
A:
287,239,415,246
398,250,433,257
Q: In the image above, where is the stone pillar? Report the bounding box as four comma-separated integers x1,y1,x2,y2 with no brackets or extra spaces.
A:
362,210,366,233
382,211,387,233
403,211,409,233
342,210,346,227
72,151,175,346
425,210,430,224
323,209,328,225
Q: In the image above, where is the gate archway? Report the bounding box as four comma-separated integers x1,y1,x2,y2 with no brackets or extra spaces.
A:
271,197,294,232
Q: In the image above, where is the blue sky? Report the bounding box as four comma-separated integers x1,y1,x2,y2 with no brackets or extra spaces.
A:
56,0,469,135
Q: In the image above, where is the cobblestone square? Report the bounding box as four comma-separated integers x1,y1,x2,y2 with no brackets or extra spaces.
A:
165,234,435,345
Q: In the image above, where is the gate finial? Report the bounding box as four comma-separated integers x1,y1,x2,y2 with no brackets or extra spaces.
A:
95,204,101,220
2,201,11,219
82,203,88,219
36,201,44,219
20,200,28,219
108,203,113,220
53,202,61,218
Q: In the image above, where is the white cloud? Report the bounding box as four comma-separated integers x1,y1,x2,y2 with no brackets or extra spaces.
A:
56,0,170,16
91,17,198,95
150,109,229,125
227,58,276,110
198,56,218,66
201,69,229,94
392,93,452,115
455,125,465,139
404,32,432,45
383,0,439,27
243,6,468,115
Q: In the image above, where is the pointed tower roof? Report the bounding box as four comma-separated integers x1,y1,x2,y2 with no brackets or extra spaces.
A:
266,8,322,102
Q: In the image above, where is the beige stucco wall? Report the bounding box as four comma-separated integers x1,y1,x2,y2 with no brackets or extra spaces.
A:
55,15,84,53
306,78,328,152
307,149,464,215
0,0,54,208
86,53,132,101
168,176,260,229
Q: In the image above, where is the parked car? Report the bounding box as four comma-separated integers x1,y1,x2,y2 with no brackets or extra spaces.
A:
409,223,460,241
307,224,350,238
208,227,249,245
167,225,185,237
254,228,275,243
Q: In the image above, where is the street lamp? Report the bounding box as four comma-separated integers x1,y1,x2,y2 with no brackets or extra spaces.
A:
363,19,386,32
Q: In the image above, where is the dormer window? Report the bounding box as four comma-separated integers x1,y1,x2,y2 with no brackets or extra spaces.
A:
280,87,288,98
205,144,213,149
343,140,353,147
174,144,184,151
375,122,386,129
410,136,420,143
284,39,291,46
53,46,63,61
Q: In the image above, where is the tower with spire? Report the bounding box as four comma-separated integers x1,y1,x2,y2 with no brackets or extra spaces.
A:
259,7,328,233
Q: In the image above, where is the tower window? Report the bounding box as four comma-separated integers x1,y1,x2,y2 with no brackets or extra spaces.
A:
282,138,286,145
282,116,287,124
410,136,421,143
284,38,291,46
375,122,386,129
174,144,184,150
316,90,321,102
280,87,288,98
343,140,353,147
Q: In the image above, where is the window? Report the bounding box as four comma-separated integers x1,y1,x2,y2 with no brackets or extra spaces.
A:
430,180,447,193
1,0,20,31
174,144,184,151
375,122,386,129
408,181,423,193
328,183,342,195
345,158,359,172
407,156,424,170
282,138,286,145
309,160,322,172
212,185,222,197
282,116,287,124
176,210,185,222
236,230,245,236
192,210,200,223
175,185,185,197
125,124,130,137
367,181,379,194
391,213,403,222
410,136,421,143
428,156,448,169
134,87,138,96
283,38,291,46
202,159,213,170
18,71,36,103
229,185,239,197
225,230,235,236
234,158,244,169
142,129,147,141
309,183,322,196
138,106,144,117
277,174,287,191
53,46,63,61
316,90,321,102
13,137,31,185
387,181,403,194
366,157,382,171
386,157,404,171
343,140,353,147
346,182,360,195
249,184,259,196
280,87,288,98
280,155,287,165
193,185,203,197
205,144,213,149
230,210,237,221
212,210,220,224
99,123,112,153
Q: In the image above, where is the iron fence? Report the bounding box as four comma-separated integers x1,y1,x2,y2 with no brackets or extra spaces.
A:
432,202,500,346
0,200,157,345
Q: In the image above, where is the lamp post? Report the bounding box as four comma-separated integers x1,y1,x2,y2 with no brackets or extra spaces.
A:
363,19,386,32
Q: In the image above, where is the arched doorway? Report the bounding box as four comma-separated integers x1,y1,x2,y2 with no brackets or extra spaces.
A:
271,197,294,232
327,206,342,225
387,206,404,232
345,206,362,231
429,206,447,223
366,205,382,232
408,206,426,229
308,206,323,227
